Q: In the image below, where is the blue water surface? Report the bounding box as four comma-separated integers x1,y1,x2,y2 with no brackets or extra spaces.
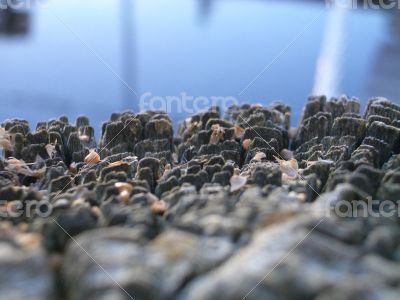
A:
0,0,394,133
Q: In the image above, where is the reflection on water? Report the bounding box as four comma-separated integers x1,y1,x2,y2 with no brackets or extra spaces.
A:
0,0,396,130
367,8,400,102
0,5,30,35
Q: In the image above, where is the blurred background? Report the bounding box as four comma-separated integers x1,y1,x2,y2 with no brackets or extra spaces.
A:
0,0,399,130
